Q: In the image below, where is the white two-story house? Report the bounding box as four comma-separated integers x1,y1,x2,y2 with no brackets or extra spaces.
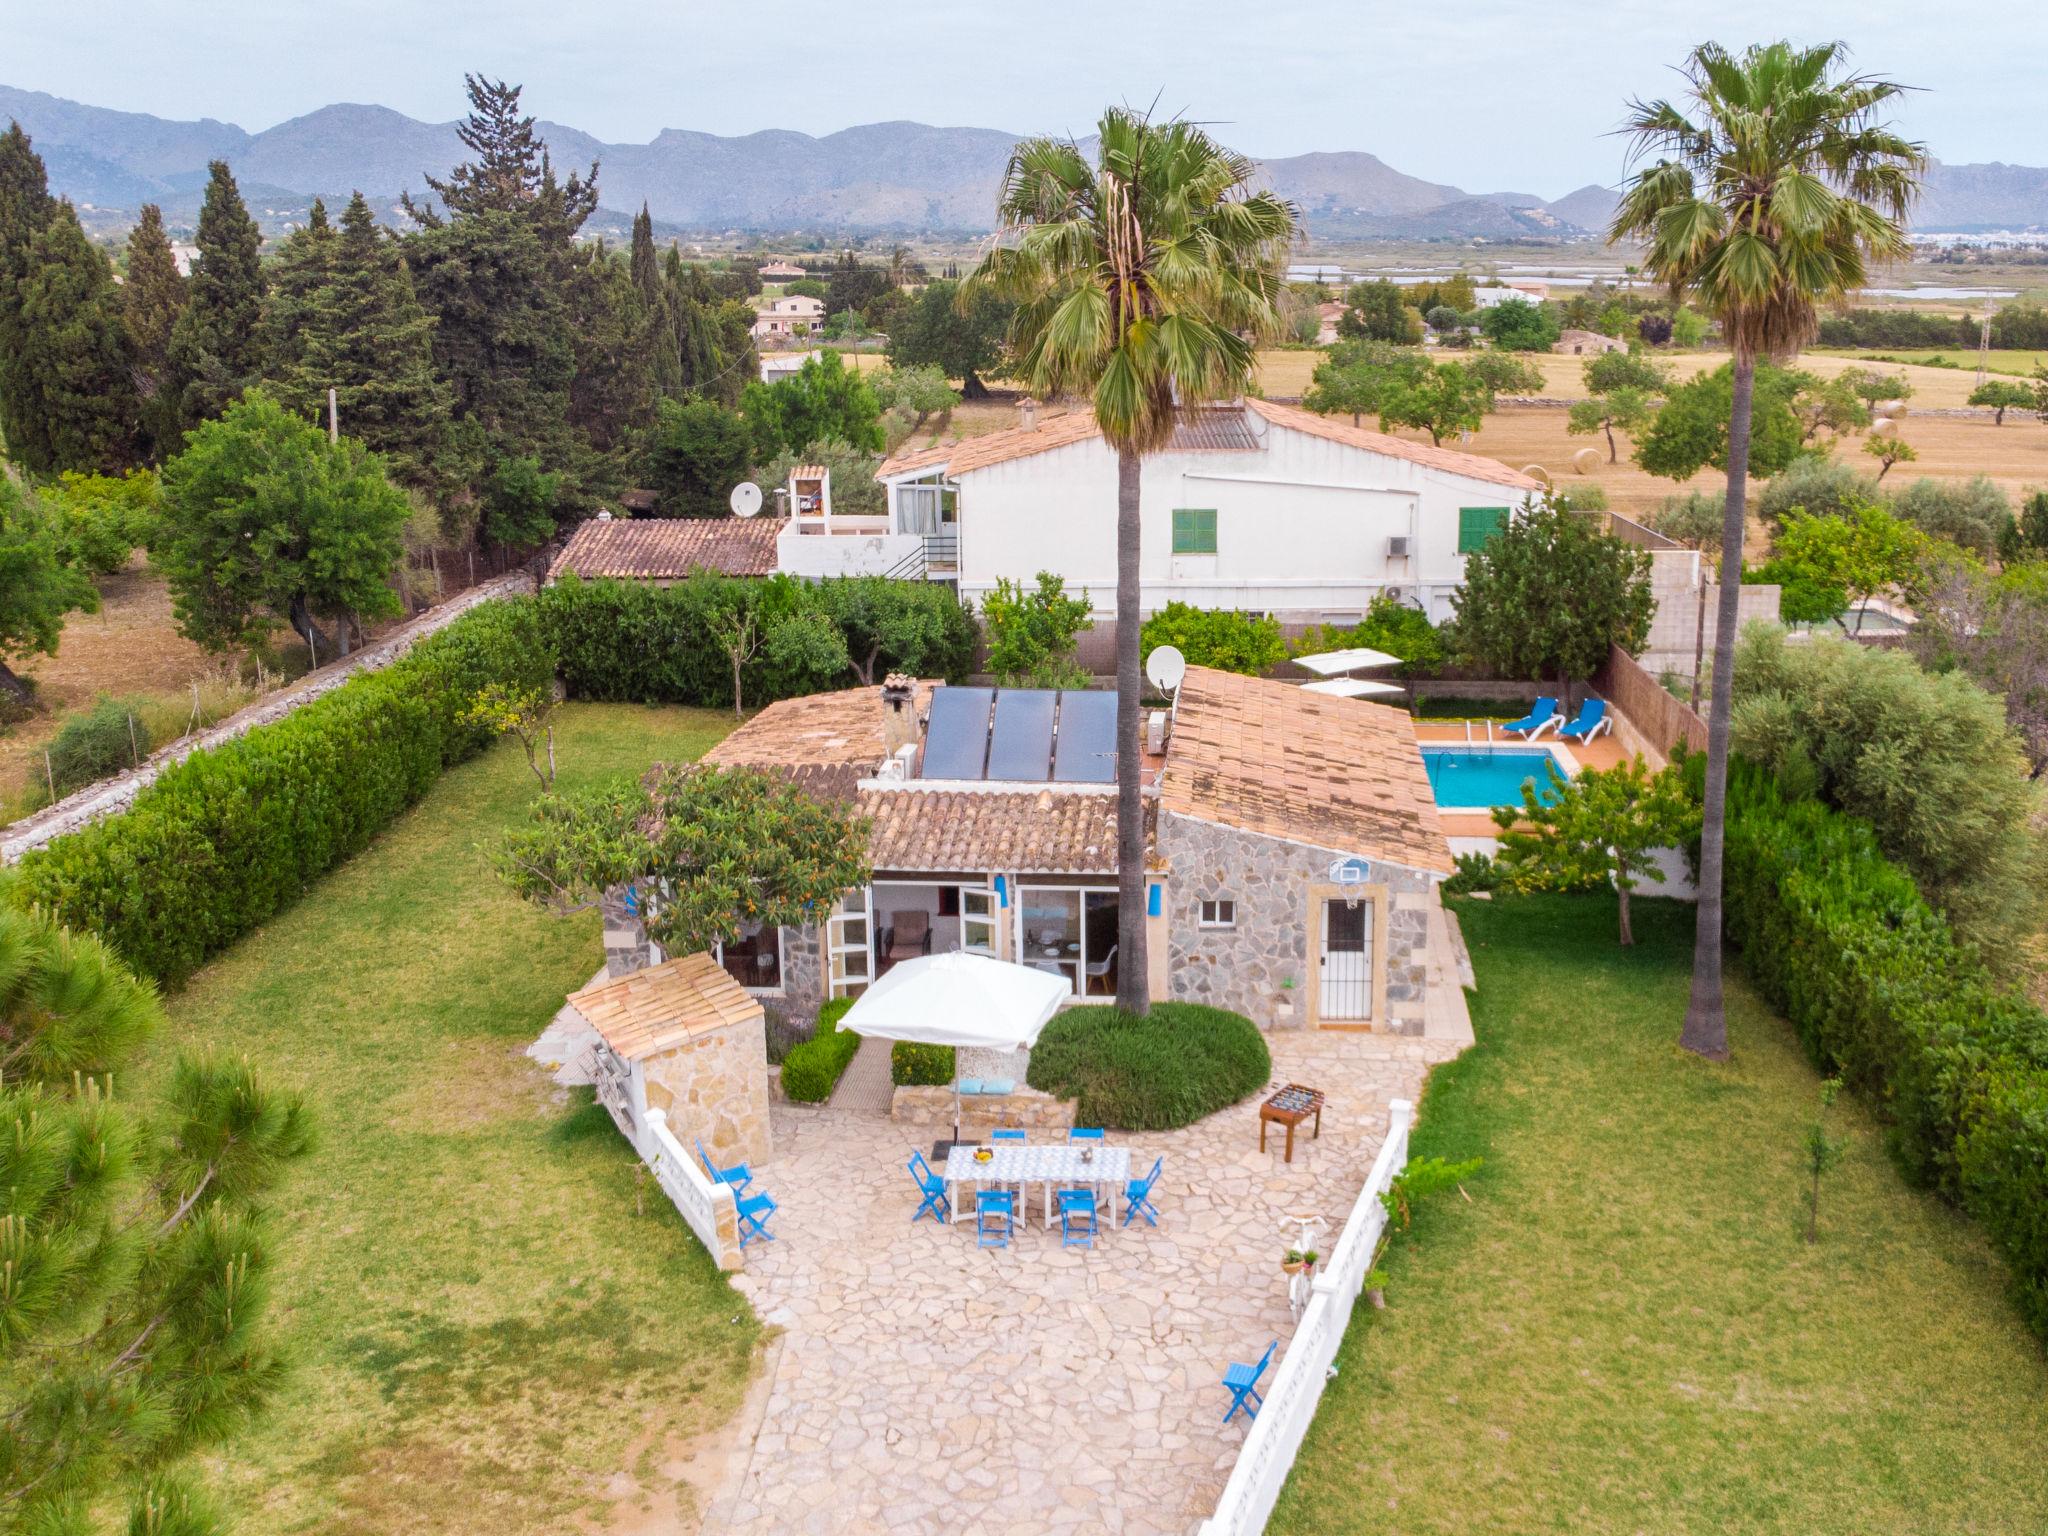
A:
875,399,1540,641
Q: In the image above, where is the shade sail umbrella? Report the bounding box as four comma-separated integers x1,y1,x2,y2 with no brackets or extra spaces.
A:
840,952,1068,1141
1292,646,1402,676
1301,676,1408,698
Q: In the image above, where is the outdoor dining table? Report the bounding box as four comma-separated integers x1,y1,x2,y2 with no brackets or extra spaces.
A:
943,1143,1131,1229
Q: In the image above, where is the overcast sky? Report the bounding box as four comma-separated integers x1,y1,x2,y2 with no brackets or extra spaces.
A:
6,1,2037,196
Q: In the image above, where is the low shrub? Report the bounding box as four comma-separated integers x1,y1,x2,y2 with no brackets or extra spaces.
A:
13,598,553,985
1027,1002,1271,1131
47,695,151,795
1139,602,1286,676
891,1038,956,1087
1722,763,2048,1340
780,996,860,1102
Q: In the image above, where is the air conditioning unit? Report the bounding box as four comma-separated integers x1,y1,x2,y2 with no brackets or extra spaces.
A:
875,742,918,782
1387,534,1411,559
1146,709,1168,755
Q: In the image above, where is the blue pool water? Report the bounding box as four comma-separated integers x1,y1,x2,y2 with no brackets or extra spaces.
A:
1421,747,1566,809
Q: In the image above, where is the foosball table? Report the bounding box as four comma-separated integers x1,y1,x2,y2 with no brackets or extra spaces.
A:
1259,1083,1326,1163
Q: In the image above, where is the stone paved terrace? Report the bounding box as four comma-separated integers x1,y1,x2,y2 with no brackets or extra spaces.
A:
703,1030,1463,1536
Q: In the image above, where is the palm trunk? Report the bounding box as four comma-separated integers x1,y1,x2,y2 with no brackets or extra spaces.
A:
1114,446,1150,1017
1681,351,1752,1061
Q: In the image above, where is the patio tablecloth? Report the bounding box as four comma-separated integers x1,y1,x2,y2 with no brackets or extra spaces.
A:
943,1143,1130,1227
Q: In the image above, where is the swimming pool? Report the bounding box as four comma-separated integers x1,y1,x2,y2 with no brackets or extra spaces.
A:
1421,747,1568,809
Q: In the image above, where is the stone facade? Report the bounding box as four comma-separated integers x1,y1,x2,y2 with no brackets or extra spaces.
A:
890,1083,1076,1137
636,1007,775,1171
1158,811,1438,1035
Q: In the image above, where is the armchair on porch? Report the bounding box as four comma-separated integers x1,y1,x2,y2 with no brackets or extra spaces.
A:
882,911,933,965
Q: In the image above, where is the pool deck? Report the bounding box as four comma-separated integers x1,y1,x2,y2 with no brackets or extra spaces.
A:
1414,721,1628,840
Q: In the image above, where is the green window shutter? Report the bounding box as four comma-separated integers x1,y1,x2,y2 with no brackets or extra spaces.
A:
1172,508,1218,555
1458,506,1510,554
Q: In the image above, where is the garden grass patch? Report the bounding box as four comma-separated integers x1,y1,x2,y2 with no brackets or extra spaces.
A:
148,702,760,1536
1268,893,2048,1536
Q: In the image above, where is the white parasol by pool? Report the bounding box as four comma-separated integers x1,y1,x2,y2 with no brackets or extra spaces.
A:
1301,676,1408,699
1292,646,1403,677
840,952,1069,1141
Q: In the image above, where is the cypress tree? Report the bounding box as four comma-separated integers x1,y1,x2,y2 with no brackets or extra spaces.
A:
265,192,454,490
0,121,58,468
256,196,336,407
123,202,187,459
168,160,265,427
16,202,138,472
630,202,660,306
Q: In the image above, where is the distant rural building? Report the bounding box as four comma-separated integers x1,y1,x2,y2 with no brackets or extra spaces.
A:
1554,328,1626,356
753,294,825,339
758,260,808,281
1474,282,1550,309
760,349,822,384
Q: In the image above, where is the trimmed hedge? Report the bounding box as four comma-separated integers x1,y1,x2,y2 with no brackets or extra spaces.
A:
780,996,860,1102
538,571,977,709
891,1038,955,1087
1027,1002,1272,1131
12,598,553,986
1722,764,2048,1340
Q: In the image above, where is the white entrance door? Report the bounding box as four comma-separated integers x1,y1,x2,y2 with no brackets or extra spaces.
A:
827,888,874,997
959,886,997,955
1318,897,1374,1022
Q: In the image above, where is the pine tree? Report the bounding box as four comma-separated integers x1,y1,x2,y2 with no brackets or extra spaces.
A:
566,243,655,470
123,202,188,459
264,192,454,490
167,160,265,428
254,197,336,415
0,121,58,468
15,203,138,473
0,903,313,1535
401,74,596,239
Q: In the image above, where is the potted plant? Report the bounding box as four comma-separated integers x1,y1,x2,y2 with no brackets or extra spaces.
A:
1301,1249,1319,1274
1282,1248,1306,1274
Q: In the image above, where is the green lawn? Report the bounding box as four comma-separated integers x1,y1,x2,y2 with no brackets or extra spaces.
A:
1271,895,2048,1536
153,703,757,1535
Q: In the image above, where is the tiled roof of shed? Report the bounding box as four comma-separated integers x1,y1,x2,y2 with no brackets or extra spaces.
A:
567,952,762,1062
1161,665,1453,875
547,516,781,582
860,786,1122,874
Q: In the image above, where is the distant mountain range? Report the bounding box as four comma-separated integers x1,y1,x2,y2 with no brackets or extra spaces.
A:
4,83,2045,240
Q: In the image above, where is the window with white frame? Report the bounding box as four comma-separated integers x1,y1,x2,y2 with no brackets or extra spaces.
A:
714,922,784,992
1199,898,1237,929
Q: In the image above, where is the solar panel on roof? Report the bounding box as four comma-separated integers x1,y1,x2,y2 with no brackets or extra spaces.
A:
920,687,994,780
987,689,1058,782
1052,690,1118,783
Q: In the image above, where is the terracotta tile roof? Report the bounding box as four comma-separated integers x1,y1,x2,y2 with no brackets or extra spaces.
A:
568,952,763,1062
547,516,782,582
860,786,1121,874
1245,398,1541,492
1161,665,1453,875
879,399,1540,493
791,464,828,481
702,682,936,802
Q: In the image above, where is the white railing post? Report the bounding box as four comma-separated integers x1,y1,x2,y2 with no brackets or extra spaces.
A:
643,1108,744,1270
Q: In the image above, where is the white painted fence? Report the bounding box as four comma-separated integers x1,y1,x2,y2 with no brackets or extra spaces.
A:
1198,1098,1414,1536
643,1110,744,1270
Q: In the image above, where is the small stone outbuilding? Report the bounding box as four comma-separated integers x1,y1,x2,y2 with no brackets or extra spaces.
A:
568,952,774,1172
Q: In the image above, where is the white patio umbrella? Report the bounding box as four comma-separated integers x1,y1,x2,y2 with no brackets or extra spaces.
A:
1301,676,1408,699
1292,645,1403,677
840,952,1068,1143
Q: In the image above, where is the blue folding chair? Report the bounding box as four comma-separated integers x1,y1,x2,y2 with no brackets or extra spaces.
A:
990,1128,1027,1143
1122,1156,1164,1227
976,1189,1014,1248
1221,1340,1278,1423
1067,1127,1105,1141
1057,1188,1097,1248
696,1137,752,1195
907,1149,948,1224
736,1190,777,1248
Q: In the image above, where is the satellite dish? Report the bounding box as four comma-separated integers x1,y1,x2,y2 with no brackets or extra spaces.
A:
729,481,764,518
1145,645,1187,694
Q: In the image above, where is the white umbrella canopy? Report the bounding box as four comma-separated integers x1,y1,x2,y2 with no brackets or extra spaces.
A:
1292,646,1403,677
840,951,1068,1050
1301,676,1408,699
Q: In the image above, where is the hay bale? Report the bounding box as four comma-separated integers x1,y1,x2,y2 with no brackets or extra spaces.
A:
1571,447,1603,475
1520,463,1552,486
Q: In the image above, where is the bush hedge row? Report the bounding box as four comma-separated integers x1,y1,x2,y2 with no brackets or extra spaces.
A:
538,572,977,709
1722,765,2048,1339
891,1039,955,1087
11,599,553,986
1027,1002,1272,1131
780,996,860,1102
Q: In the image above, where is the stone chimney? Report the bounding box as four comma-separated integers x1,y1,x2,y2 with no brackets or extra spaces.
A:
1019,397,1039,432
880,673,919,759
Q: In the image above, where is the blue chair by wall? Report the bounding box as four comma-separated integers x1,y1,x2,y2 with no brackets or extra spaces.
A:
1057,1188,1097,1248
990,1128,1027,1143
977,1189,1014,1249
1557,698,1611,742
907,1149,948,1224
1067,1127,1105,1141
1221,1340,1278,1423
695,1137,752,1195
737,1190,777,1248
1503,696,1560,739
1123,1156,1164,1227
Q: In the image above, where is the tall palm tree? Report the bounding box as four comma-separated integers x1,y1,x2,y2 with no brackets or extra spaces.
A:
1612,41,1922,1058
970,108,1296,1016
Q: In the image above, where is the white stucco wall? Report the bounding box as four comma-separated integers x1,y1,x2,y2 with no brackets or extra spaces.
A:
928,420,1528,624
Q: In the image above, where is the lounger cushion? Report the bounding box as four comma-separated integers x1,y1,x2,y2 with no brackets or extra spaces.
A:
983,1078,1014,1095
957,1077,982,1094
